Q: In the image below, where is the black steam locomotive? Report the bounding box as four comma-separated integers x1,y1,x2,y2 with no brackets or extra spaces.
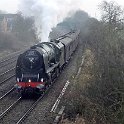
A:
15,30,80,96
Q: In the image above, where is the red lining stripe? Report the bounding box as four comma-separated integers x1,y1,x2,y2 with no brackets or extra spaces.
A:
17,82,44,88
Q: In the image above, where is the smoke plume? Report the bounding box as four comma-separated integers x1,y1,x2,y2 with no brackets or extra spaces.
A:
19,0,83,42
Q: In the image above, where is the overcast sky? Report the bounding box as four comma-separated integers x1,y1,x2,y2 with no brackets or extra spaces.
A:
0,0,124,19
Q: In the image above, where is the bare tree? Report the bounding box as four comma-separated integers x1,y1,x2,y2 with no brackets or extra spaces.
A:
99,1,124,29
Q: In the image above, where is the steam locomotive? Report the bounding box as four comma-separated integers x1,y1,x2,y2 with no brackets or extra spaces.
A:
15,30,80,96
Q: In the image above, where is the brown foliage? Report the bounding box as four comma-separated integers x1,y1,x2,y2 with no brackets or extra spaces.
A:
63,20,124,124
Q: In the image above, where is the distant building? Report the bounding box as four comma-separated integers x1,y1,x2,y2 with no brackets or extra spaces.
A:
0,14,18,32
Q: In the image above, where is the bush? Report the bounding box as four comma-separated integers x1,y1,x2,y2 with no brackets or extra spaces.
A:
63,21,124,124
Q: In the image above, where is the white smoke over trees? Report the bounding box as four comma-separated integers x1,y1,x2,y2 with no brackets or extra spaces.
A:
19,0,83,42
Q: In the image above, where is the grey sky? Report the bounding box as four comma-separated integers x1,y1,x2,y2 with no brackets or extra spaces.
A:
0,0,124,19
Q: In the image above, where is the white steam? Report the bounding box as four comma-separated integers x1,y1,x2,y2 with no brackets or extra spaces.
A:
19,0,83,42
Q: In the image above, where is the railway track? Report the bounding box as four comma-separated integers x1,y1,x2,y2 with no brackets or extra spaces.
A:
0,67,15,77
0,66,15,83
0,67,16,97
0,53,18,63
0,62,16,75
0,58,17,69
0,97,22,120
0,49,26,63
0,85,51,124
0,39,84,124
0,74,15,85
0,87,15,100
0,49,28,82
16,94,45,124
0,48,27,72
0,56,17,76
0,72,50,124
0,75,16,98
0,65,16,99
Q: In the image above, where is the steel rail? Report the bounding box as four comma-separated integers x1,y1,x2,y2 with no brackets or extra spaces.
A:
0,47,28,64
0,87,15,100
0,49,25,64
0,74,15,85
0,97,22,120
0,67,15,77
0,59,17,68
0,54,18,64
16,86,51,124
